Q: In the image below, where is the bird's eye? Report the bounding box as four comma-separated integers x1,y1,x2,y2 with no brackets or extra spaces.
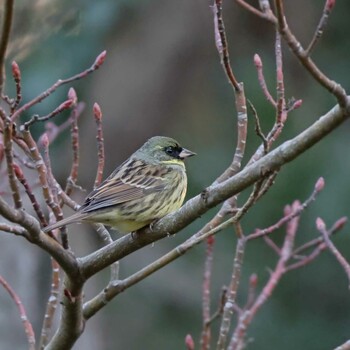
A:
165,146,175,155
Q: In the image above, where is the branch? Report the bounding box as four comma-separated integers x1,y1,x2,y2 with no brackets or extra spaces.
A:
10,51,107,122
79,99,350,279
0,0,14,94
0,274,35,349
316,217,350,288
93,103,105,188
274,0,347,106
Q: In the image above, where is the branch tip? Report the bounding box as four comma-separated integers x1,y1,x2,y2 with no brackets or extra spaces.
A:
316,217,326,231
93,103,102,120
40,133,50,148
11,60,21,81
249,273,258,287
253,53,262,68
185,334,195,350
333,217,347,231
292,99,303,109
326,0,336,11
93,50,107,69
68,87,77,104
315,177,325,192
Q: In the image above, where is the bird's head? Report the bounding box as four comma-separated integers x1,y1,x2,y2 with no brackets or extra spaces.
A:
136,136,196,166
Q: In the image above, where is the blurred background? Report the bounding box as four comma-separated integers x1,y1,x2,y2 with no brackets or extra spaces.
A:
1,0,350,349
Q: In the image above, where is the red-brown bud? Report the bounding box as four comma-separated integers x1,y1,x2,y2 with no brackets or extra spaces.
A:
13,163,24,178
93,103,102,120
249,273,258,287
254,54,262,68
93,50,107,69
68,87,78,104
185,334,195,350
11,61,21,81
58,99,74,111
292,99,303,109
326,0,336,11
315,177,325,192
333,217,347,231
316,217,326,231
40,133,49,148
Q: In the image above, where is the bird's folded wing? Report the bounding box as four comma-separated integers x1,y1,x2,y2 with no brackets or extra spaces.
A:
80,172,166,213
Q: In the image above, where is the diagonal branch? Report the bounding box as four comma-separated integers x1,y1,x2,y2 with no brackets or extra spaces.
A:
79,99,349,279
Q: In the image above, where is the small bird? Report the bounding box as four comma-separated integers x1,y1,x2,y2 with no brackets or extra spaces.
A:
43,136,195,234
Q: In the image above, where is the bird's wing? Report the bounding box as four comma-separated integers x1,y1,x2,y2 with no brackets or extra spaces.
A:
80,159,168,213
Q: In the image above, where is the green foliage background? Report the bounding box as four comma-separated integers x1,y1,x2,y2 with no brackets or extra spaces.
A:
1,0,350,349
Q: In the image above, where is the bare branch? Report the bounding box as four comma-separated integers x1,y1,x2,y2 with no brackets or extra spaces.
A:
93,103,105,188
306,0,336,55
0,274,35,349
316,217,350,287
10,51,107,123
213,0,240,91
0,0,14,94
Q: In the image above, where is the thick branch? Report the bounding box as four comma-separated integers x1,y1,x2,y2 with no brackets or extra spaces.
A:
79,100,350,278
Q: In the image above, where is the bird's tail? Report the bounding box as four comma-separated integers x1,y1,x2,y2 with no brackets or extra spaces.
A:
42,213,86,233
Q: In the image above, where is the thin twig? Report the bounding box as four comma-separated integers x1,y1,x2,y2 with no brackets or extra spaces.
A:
216,226,246,350
3,120,22,208
41,133,68,249
235,0,276,24
253,54,276,107
11,61,22,113
316,217,350,288
11,51,107,122
228,201,299,349
39,258,60,350
306,0,336,56
22,99,74,130
247,99,268,153
65,91,82,196
93,103,104,188
0,274,36,349
13,163,48,227
213,0,241,91
248,177,324,241
0,0,14,95
274,0,347,106
200,235,215,350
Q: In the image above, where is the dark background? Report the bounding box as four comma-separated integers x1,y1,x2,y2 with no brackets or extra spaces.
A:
1,0,350,349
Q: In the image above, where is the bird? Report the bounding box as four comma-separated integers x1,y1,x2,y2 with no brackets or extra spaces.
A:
43,136,195,234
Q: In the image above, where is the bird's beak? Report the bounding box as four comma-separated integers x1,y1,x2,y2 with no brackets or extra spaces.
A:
179,148,196,159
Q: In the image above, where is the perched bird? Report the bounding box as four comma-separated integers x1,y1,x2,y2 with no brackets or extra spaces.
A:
43,136,195,234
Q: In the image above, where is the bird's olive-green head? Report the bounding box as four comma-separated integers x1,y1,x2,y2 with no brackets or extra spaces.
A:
135,136,196,165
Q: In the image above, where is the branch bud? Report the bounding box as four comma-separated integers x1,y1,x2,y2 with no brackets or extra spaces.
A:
292,99,303,109
93,103,102,121
59,99,75,111
316,217,326,231
11,61,21,81
40,133,50,148
333,217,347,231
315,177,325,192
68,88,78,104
326,0,336,11
185,334,195,350
254,54,263,68
93,50,107,69
249,273,258,287
13,163,24,179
